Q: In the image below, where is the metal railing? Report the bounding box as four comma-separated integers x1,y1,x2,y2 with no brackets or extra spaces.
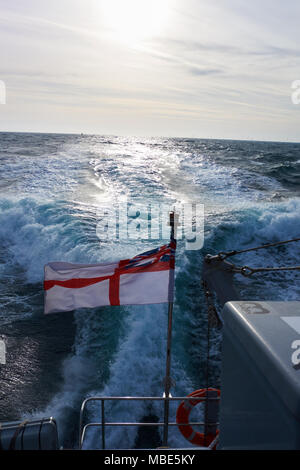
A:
79,395,220,450
0,417,59,450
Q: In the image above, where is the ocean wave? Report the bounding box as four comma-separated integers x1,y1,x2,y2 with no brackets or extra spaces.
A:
0,134,299,449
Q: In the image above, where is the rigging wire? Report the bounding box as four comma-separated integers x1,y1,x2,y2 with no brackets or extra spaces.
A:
205,236,300,277
205,236,300,262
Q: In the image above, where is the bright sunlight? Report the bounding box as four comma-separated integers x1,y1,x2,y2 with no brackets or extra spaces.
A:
101,0,170,43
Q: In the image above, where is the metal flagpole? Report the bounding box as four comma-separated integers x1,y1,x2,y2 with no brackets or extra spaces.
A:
162,210,177,447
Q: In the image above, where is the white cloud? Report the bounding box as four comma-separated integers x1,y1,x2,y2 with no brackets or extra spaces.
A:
0,0,299,141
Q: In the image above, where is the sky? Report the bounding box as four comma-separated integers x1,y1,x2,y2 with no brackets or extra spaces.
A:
0,0,300,141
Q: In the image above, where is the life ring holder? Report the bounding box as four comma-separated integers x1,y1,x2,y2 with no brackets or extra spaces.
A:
176,388,220,447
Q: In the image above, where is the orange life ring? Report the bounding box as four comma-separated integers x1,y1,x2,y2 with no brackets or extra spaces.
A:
176,388,220,447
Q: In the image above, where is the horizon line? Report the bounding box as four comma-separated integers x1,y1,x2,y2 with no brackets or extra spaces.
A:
0,129,299,145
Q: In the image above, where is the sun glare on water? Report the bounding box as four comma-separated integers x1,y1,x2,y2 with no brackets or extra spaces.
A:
101,0,170,43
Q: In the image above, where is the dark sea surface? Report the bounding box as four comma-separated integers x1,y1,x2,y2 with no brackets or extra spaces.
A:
0,132,299,449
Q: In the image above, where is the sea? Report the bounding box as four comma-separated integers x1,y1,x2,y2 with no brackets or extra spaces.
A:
0,132,299,449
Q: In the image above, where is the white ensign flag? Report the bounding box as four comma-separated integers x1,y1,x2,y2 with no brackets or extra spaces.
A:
44,242,176,314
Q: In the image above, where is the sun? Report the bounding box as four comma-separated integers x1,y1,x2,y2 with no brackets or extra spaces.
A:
101,0,170,43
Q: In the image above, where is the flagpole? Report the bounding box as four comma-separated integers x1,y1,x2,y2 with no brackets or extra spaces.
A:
162,210,177,447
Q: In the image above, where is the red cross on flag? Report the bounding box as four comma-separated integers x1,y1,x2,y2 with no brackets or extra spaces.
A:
44,241,176,314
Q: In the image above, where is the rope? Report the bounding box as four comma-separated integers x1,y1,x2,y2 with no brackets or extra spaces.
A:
205,236,300,263
202,281,223,327
204,282,211,448
202,282,223,445
231,264,300,277
8,420,28,450
38,418,45,450
20,421,27,450
205,236,300,278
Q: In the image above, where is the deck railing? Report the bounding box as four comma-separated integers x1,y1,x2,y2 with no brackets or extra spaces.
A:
79,395,219,450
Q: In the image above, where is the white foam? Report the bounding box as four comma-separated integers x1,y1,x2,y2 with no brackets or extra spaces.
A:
83,303,194,449
2,137,299,450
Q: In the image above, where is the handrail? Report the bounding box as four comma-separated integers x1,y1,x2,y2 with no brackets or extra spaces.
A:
79,395,220,450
